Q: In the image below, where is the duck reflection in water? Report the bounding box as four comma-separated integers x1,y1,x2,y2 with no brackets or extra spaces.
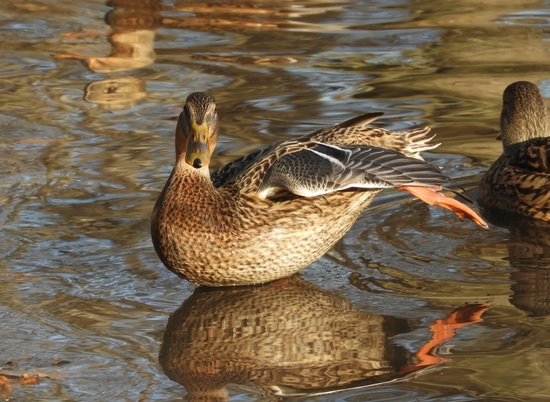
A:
508,223,550,317
481,212,550,317
159,277,487,400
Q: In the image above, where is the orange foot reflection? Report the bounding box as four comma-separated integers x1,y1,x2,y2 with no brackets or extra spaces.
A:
402,303,489,374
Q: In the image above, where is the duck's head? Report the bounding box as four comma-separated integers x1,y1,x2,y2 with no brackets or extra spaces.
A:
176,92,219,169
500,81,550,148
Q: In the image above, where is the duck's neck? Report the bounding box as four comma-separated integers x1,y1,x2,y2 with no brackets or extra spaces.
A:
169,160,213,193
154,161,219,223
174,158,210,176
152,161,221,250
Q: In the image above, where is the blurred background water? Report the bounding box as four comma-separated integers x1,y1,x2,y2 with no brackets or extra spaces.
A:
1,0,550,400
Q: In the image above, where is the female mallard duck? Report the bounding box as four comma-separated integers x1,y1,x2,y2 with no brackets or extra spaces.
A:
479,81,550,221
152,92,487,286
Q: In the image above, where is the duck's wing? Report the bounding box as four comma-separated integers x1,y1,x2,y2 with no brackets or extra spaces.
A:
213,111,439,187
512,137,550,173
256,142,487,228
257,142,449,198
511,170,550,213
480,140,550,220
482,163,550,220
213,138,313,191
501,139,550,215
214,137,486,227
210,112,385,188
211,147,267,188
307,112,439,159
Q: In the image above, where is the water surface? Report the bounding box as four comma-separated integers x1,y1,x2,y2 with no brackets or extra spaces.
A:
1,0,550,400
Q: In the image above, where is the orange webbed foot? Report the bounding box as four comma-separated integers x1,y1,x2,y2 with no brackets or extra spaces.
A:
398,186,489,230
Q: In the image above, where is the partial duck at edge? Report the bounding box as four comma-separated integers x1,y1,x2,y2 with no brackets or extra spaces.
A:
479,81,550,222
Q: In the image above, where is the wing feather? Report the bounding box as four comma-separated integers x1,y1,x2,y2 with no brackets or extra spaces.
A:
258,142,450,198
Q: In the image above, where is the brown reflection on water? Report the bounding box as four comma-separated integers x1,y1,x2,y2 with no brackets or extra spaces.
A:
83,76,147,110
168,0,349,32
52,0,550,131
479,213,550,316
159,277,487,400
56,0,162,73
2,0,550,400
358,1,550,164
55,0,349,75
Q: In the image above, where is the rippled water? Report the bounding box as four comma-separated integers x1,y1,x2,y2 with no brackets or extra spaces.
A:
1,0,550,401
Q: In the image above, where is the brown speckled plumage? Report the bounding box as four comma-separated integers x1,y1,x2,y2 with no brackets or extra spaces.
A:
152,92,486,286
479,81,550,221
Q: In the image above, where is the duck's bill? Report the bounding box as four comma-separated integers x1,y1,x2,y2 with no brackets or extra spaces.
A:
185,121,211,169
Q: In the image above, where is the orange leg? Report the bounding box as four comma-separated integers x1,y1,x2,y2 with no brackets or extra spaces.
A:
398,186,489,229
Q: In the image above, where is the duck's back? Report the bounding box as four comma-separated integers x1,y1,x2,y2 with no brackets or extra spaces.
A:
479,137,550,220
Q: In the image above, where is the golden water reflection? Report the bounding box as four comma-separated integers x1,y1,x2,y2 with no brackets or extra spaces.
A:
54,0,550,120
2,0,550,400
56,0,161,74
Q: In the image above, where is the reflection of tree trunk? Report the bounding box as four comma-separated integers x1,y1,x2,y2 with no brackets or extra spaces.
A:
56,0,162,73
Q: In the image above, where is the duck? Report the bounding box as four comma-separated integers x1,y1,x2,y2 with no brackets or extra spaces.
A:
151,92,488,286
478,81,550,221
